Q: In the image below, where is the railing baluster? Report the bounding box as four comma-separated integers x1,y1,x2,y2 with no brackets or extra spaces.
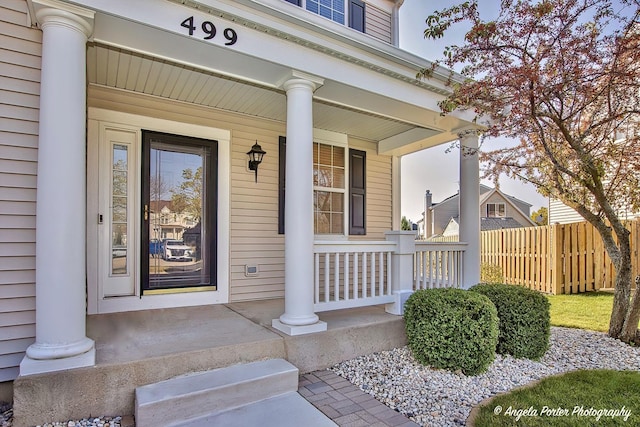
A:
434,251,442,288
314,252,320,304
344,252,350,301
363,252,368,298
379,251,384,297
370,251,376,297
422,251,427,289
354,252,359,300
324,252,330,302
450,250,455,287
334,252,339,303
386,251,391,295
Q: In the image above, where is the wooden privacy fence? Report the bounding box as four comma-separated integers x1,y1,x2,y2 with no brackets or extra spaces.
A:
481,220,640,294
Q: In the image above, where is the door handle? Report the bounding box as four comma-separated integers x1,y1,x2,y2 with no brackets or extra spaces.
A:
144,204,149,221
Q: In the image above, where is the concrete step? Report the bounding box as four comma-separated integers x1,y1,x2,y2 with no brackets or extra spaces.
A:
172,392,337,427
135,358,300,426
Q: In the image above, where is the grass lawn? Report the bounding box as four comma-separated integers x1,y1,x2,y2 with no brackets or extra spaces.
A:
473,370,640,426
547,292,616,332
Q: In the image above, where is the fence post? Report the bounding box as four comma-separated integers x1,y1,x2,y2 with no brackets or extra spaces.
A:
384,230,416,315
550,224,564,294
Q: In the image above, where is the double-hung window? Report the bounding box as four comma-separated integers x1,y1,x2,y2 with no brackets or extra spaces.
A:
278,135,366,236
313,142,345,234
283,0,365,32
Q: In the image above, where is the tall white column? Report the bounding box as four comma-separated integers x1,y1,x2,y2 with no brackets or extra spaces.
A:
272,73,327,335
458,130,481,289
20,6,95,375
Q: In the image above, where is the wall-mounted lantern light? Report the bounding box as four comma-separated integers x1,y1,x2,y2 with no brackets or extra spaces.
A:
247,141,266,182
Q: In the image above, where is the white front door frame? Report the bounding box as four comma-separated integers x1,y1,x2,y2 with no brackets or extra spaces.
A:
87,108,231,314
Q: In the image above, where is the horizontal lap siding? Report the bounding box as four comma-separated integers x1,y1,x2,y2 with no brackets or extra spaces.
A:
365,4,392,44
548,198,583,224
230,128,285,301
0,0,40,382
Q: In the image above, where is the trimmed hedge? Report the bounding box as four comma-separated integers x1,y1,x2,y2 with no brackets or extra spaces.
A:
471,283,550,360
404,288,499,376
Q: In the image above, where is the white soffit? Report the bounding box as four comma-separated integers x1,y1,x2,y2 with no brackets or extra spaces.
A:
87,44,416,141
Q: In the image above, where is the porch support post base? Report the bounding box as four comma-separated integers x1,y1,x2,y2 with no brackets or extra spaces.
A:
385,290,414,315
384,231,416,315
271,319,327,336
19,347,95,376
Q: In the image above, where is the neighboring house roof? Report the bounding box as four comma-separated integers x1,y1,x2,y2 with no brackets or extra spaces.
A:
481,217,529,231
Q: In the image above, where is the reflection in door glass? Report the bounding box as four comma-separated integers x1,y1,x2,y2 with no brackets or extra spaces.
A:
111,144,128,275
147,144,209,288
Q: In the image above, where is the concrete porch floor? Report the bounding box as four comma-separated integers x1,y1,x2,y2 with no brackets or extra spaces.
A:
13,300,408,426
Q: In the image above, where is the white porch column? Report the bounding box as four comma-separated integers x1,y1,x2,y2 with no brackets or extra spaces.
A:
272,72,327,335
20,5,95,375
458,130,481,289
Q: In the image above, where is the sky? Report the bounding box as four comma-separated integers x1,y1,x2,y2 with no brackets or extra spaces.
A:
397,0,549,223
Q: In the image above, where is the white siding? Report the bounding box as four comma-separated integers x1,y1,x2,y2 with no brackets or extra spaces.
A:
549,198,640,225
365,4,392,44
431,196,459,236
548,198,586,224
0,0,40,382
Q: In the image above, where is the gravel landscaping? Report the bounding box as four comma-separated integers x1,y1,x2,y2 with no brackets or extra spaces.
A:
3,327,639,427
331,326,640,426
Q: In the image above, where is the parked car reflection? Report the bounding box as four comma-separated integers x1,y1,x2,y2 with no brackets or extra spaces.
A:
162,239,193,261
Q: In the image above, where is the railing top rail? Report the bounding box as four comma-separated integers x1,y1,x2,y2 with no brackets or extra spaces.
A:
415,241,469,251
314,240,396,253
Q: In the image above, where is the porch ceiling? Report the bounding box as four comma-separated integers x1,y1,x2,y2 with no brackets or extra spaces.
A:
87,44,418,142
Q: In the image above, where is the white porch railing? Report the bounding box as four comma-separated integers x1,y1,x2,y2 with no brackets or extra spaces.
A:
414,242,468,290
313,240,396,312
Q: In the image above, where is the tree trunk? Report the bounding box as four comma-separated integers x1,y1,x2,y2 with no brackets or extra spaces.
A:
605,221,632,340
620,278,640,343
609,259,631,338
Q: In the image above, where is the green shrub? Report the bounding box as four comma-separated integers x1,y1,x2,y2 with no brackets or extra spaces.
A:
480,263,504,284
403,288,499,376
471,283,550,360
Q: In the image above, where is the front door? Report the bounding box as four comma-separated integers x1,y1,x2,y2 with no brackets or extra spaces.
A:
141,131,217,292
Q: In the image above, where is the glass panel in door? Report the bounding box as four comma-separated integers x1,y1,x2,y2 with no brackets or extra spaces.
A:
142,131,217,291
111,144,129,275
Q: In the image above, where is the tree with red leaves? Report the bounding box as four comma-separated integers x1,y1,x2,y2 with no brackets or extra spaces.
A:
420,0,640,343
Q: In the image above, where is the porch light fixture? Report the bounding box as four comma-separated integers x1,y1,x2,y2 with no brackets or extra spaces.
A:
247,141,266,182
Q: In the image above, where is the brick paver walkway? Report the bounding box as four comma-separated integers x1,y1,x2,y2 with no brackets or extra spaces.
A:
298,370,420,427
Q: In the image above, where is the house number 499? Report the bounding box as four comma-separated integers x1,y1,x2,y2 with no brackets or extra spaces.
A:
181,16,238,45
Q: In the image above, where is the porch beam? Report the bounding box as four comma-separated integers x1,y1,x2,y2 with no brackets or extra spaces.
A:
458,130,481,288
272,72,327,336
21,3,96,375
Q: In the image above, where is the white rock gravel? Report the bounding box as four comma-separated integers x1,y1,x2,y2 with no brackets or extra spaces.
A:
330,327,640,427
